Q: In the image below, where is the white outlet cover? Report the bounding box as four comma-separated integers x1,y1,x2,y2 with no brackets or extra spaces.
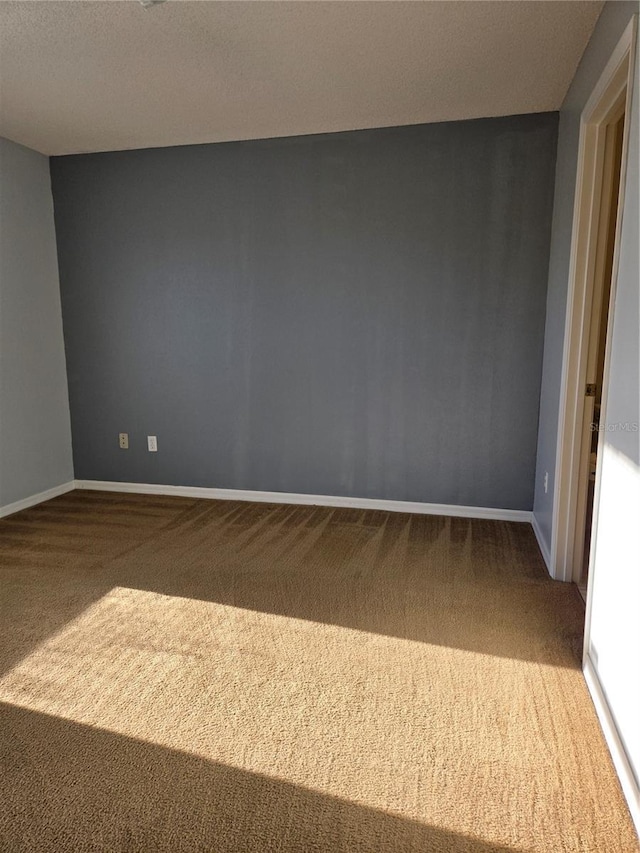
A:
147,435,158,452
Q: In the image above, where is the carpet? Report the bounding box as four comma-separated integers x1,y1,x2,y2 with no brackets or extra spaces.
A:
0,490,637,852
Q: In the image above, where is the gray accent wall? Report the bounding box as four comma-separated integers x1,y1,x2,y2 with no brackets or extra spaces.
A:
51,113,558,509
533,1,639,550
0,138,74,510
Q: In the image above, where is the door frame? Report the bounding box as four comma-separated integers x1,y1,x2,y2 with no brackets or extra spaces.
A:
550,17,637,585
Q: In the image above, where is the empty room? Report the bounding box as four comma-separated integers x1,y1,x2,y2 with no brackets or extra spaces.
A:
1,1,639,851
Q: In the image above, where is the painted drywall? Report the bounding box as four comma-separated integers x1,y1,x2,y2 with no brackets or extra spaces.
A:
533,1,639,550
51,113,557,510
588,20,640,816
0,137,73,509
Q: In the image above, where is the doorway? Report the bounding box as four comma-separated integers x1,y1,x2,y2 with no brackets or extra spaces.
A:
575,108,625,599
550,19,635,588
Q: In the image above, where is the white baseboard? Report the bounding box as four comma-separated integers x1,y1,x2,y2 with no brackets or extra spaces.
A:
73,479,532,522
531,512,552,574
583,654,640,836
0,480,76,520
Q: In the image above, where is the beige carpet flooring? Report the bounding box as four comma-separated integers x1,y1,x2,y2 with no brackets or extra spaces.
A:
0,490,637,852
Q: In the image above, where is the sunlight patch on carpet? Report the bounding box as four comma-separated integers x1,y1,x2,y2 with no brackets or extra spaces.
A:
0,585,588,846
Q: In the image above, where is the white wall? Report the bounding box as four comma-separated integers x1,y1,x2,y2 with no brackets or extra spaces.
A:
0,137,73,512
587,23,640,825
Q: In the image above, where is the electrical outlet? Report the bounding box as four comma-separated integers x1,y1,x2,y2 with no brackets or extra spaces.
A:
544,471,549,494
119,433,129,449
147,435,158,452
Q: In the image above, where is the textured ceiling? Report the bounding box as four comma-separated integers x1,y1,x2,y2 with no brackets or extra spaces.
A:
0,1,603,156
